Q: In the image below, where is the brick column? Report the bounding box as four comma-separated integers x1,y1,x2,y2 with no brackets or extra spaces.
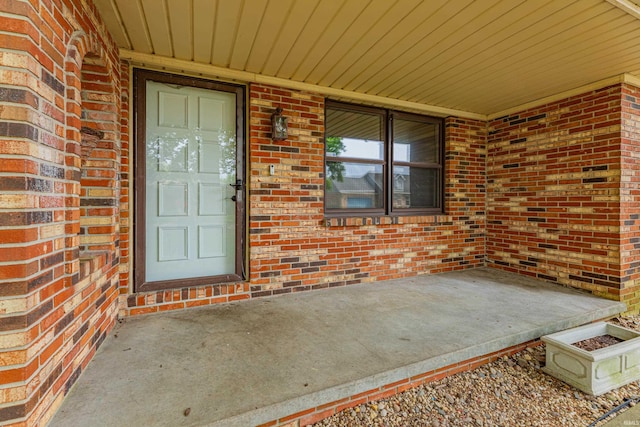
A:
0,1,121,425
620,83,640,312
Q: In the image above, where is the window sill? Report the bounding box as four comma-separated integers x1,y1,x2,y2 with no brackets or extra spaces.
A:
323,214,450,227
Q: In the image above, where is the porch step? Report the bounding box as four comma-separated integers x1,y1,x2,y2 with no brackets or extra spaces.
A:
49,268,625,427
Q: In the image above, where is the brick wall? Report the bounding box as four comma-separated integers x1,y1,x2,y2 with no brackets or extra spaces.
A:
487,85,624,299
248,84,486,296
118,62,130,298
0,1,121,426
620,84,640,312
78,59,119,254
1,1,638,425
122,83,486,314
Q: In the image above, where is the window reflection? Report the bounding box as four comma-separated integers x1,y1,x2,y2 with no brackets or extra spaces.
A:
324,101,443,214
325,108,383,141
393,121,438,163
325,162,383,209
392,167,439,209
148,129,236,184
326,137,384,160
325,107,385,211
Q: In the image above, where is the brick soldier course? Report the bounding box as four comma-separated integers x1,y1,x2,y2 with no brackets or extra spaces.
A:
0,1,639,426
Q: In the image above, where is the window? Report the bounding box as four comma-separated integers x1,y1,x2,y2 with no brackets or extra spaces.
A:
392,113,442,210
324,101,443,216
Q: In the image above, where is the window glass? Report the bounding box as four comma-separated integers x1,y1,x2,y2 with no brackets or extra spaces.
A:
393,120,438,163
324,101,443,215
325,108,384,161
326,138,384,160
325,162,383,210
392,167,439,209
326,108,383,141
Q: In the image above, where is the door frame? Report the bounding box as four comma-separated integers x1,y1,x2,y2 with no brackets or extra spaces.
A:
133,69,246,292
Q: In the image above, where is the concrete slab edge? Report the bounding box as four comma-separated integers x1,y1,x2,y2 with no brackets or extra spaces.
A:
208,302,626,427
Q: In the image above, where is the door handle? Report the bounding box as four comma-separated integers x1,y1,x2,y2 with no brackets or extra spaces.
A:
229,179,243,190
230,195,237,202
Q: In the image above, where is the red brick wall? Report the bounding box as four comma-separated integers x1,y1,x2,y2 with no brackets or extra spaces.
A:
79,60,119,253
620,84,640,311
118,62,130,299
248,84,486,296
0,1,121,426
1,2,637,425
487,85,624,299
122,83,486,314
123,283,251,316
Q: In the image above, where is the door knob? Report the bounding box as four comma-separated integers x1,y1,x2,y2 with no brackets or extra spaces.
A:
230,195,237,202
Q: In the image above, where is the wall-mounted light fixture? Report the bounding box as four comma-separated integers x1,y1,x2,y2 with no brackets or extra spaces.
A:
271,107,288,141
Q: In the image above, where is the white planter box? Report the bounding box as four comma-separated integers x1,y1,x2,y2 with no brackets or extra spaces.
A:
542,322,640,395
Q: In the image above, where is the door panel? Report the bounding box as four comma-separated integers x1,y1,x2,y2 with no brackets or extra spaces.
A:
136,72,244,289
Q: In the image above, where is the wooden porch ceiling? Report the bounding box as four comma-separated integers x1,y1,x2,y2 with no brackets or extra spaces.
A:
94,0,640,118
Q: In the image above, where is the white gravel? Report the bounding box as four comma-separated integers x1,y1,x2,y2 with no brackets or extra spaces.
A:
311,316,640,427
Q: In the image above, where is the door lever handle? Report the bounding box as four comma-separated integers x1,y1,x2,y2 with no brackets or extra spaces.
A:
229,179,243,190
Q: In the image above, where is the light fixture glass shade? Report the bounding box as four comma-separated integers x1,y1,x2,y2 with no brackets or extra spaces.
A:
271,107,288,140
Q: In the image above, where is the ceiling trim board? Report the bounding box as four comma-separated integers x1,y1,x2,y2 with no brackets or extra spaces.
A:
120,50,640,121
487,73,640,120
606,0,640,19
120,49,485,120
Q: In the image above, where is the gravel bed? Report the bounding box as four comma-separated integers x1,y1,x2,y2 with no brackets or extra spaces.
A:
312,316,640,427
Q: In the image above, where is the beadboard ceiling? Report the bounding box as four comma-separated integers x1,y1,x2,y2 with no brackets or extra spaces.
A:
94,0,640,117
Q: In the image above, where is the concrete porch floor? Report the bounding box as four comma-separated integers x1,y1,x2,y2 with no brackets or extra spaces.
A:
49,267,625,427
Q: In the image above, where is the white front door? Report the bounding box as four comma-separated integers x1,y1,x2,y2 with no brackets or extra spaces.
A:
137,72,244,289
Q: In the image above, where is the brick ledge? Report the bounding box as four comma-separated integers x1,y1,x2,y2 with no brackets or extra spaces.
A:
257,340,542,427
79,251,112,280
323,215,454,227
